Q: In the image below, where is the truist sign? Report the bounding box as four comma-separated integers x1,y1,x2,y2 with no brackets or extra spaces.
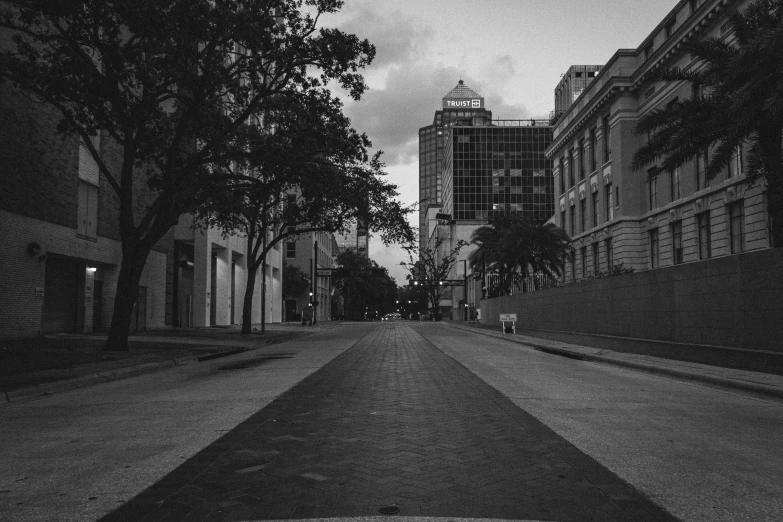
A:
443,98,484,109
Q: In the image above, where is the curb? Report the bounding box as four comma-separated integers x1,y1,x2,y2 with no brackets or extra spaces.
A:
448,323,783,401
0,325,337,406
1,348,248,406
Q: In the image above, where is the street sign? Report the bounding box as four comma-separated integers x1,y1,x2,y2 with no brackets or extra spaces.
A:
500,313,517,335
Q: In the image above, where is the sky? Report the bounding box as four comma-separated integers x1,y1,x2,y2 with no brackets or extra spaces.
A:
321,0,681,285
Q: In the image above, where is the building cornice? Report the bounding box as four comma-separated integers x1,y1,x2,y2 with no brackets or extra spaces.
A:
545,0,737,159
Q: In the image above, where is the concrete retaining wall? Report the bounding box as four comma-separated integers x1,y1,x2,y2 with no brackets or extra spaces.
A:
479,248,783,352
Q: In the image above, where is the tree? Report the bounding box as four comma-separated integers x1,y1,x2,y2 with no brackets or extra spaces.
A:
333,249,396,321
0,0,375,350
401,237,467,319
282,264,309,303
396,284,426,319
521,221,572,290
468,213,571,296
196,88,413,333
632,0,783,246
468,213,521,297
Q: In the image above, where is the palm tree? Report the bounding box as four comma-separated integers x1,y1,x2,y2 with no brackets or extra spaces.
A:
524,222,573,289
469,213,572,295
469,213,520,296
632,0,783,246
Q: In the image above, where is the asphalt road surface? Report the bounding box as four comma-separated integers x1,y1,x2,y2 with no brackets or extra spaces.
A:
1,323,781,521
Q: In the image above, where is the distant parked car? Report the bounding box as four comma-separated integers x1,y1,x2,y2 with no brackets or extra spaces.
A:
382,313,401,321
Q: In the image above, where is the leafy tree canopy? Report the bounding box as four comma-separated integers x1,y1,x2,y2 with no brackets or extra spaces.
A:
0,0,377,349
334,249,397,320
469,213,571,296
401,237,467,317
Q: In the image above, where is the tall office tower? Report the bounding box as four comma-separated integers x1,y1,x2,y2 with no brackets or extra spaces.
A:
441,120,554,225
418,80,492,250
551,65,602,124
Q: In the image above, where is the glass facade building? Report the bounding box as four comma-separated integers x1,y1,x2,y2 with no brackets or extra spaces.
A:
441,122,554,224
419,81,492,250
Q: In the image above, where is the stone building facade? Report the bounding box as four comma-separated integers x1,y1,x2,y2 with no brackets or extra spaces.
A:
547,0,772,282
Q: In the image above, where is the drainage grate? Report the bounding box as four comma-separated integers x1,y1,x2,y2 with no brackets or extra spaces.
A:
378,505,400,515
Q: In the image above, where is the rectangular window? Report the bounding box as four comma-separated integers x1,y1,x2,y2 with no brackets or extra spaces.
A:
560,210,566,230
78,136,101,185
605,183,614,221
698,211,712,259
77,181,98,239
592,242,600,275
589,127,597,172
579,139,586,181
728,146,743,178
729,201,745,254
665,18,676,38
644,42,654,61
696,150,708,190
569,206,575,236
603,115,611,162
558,157,565,194
671,167,681,201
649,228,659,269
570,251,576,281
580,246,587,278
671,221,683,265
77,134,100,239
580,198,586,233
568,149,575,188
286,241,296,259
648,169,658,210
605,237,613,269
592,190,599,227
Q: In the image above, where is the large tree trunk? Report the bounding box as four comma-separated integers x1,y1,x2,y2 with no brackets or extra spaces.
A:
260,255,267,333
105,247,150,351
241,263,258,334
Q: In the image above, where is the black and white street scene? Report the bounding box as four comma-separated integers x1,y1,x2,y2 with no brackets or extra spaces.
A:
1,1,782,521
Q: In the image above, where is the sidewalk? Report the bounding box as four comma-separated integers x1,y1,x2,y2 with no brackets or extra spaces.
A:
0,322,334,404
448,322,783,401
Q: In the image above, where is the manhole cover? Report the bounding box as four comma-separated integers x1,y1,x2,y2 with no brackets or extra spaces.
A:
378,505,400,515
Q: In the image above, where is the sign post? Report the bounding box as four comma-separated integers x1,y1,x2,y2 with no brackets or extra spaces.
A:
499,313,517,335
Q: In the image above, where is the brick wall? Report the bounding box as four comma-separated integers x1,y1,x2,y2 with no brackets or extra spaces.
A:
479,247,783,352
0,84,79,227
0,209,169,338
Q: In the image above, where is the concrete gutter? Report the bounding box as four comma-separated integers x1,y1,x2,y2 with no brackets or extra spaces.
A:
448,323,783,401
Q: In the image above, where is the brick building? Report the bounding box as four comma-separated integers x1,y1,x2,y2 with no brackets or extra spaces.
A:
0,65,281,339
284,230,338,323
547,0,773,282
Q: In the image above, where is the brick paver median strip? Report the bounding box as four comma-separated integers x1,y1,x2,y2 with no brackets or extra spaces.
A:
100,324,676,522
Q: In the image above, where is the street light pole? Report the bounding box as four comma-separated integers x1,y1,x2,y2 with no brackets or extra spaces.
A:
463,259,468,321
312,240,318,325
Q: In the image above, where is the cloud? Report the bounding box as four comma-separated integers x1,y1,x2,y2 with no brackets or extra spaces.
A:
336,2,431,70
344,62,530,166
337,10,530,167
